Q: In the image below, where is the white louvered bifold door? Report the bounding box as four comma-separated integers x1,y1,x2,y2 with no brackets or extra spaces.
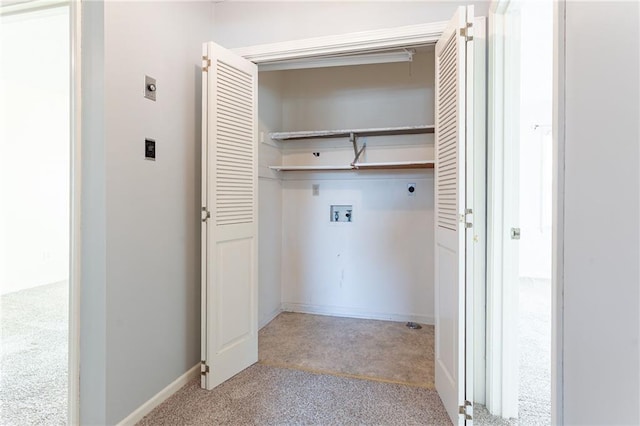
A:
434,6,474,425
201,42,258,390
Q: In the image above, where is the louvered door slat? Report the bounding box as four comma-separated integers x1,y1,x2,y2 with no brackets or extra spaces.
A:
436,27,460,231
214,58,255,226
218,92,252,109
218,104,252,121
219,116,254,132
217,124,254,140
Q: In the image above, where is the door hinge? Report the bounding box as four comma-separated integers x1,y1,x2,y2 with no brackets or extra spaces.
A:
464,208,473,229
201,207,211,223
460,22,474,41
202,56,211,72
459,400,473,420
200,360,210,376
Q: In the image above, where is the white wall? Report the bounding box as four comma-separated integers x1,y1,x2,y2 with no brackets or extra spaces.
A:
213,1,490,49
561,2,640,424
267,54,435,323
280,53,434,133
0,7,70,295
257,55,436,325
258,71,283,327
281,175,434,323
81,2,214,424
518,1,552,280
213,0,492,327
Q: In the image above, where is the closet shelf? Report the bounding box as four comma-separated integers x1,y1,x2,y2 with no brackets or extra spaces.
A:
269,160,434,172
355,160,434,170
269,125,435,172
269,165,353,172
269,125,434,141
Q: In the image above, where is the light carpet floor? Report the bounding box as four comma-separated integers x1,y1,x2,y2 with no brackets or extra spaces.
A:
259,312,434,388
139,295,551,425
473,278,551,426
517,278,551,425
138,363,451,425
0,281,68,426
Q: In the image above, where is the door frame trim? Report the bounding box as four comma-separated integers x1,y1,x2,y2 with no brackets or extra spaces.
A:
231,21,447,64
69,0,82,424
0,3,81,422
234,18,487,419
551,1,566,423
486,0,521,417
1,1,83,423
486,0,564,421
471,16,488,408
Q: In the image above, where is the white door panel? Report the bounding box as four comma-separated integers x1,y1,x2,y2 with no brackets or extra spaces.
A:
216,238,253,349
201,41,258,390
435,6,474,425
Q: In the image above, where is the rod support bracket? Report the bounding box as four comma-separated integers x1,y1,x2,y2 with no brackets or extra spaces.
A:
350,132,366,165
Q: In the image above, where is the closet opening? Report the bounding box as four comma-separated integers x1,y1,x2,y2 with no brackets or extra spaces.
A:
201,10,485,423
256,47,437,389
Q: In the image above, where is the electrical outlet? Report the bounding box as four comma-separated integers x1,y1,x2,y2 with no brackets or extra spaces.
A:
407,183,416,196
312,184,320,196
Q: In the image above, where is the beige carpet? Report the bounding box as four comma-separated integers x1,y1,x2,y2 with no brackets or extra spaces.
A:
137,364,451,426
139,313,443,425
259,312,434,388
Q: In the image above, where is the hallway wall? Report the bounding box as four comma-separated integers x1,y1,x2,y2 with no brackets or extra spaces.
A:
80,2,214,423
560,2,640,423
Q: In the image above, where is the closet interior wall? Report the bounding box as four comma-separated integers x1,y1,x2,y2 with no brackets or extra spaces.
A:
258,71,284,327
258,51,436,327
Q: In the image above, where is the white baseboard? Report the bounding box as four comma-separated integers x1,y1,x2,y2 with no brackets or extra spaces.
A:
281,302,434,325
259,307,283,329
117,364,200,426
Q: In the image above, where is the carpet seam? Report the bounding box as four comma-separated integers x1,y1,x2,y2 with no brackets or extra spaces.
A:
257,359,436,390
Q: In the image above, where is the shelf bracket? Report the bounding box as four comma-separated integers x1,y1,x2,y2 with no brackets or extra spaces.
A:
350,132,366,166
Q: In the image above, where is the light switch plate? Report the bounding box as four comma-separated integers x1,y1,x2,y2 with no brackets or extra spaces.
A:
144,75,156,101
145,138,156,160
